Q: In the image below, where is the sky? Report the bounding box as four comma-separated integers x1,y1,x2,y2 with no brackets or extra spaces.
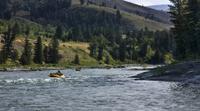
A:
124,0,172,6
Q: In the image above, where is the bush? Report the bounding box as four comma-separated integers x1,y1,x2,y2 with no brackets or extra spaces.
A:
164,53,175,64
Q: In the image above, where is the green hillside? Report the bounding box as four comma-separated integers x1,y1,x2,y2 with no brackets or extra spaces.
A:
84,0,171,24
0,0,175,68
0,37,105,68
85,5,171,30
0,0,171,31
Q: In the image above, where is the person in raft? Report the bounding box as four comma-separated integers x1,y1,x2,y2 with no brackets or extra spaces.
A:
57,70,62,74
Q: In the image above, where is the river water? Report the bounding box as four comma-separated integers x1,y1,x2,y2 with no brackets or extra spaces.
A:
0,68,200,111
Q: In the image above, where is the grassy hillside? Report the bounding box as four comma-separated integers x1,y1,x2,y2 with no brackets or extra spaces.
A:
85,5,171,30
85,0,171,25
0,35,118,68
0,17,55,37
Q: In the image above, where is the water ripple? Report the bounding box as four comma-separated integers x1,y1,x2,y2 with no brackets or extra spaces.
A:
0,69,200,111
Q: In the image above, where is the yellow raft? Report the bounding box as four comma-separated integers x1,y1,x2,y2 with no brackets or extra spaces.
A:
49,72,65,78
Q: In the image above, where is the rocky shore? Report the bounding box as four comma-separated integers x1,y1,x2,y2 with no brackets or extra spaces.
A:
130,61,200,83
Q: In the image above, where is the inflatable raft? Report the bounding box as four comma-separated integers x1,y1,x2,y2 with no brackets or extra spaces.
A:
49,72,65,78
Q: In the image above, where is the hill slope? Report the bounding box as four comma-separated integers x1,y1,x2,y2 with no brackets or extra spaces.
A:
0,36,100,67
86,0,171,24
148,5,170,12
0,0,171,32
83,5,171,30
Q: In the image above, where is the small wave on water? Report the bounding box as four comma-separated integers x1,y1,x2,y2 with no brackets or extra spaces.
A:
0,78,69,85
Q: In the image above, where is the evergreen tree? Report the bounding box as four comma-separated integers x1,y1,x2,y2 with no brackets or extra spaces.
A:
151,50,163,64
89,38,98,57
97,35,107,61
116,10,121,23
1,28,11,63
97,46,103,61
55,25,64,40
169,0,188,59
49,36,59,63
186,0,200,56
105,55,110,64
89,43,98,57
1,26,17,63
0,48,6,64
12,22,20,35
25,26,30,36
74,54,80,65
33,36,43,64
10,49,19,62
43,46,50,63
20,37,32,65
119,41,126,61
66,31,71,41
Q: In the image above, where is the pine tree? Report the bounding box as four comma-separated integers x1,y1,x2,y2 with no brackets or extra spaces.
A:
151,50,163,64
20,37,32,65
49,36,59,63
12,22,20,35
43,46,50,63
116,10,121,23
97,46,103,61
186,0,199,56
33,36,43,64
119,41,126,61
10,49,19,62
105,55,110,64
89,43,98,57
89,38,98,57
0,48,6,64
55,25,64,40
1,28,11,63
74,54,80,65
0,25,17,63
169,0,188,59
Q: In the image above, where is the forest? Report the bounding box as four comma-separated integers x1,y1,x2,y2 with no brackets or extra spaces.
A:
0,0,199,67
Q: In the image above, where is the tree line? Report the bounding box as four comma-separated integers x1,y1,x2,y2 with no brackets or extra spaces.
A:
0,0,72,20
89,28,175,64
0,25,61,65
169,0,200,60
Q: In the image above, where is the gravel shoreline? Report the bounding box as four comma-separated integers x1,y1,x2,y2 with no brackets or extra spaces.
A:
130,61,200,83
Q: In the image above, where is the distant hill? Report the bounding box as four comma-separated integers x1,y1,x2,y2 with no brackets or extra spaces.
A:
71,5,171,31
148,5,170,12
86,0,171,25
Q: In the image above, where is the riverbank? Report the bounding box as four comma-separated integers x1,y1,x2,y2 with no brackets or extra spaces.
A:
131,61,200,83
0,64,125,72
0,63,158,72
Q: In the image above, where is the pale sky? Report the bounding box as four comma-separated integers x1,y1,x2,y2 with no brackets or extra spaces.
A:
124,0,172,6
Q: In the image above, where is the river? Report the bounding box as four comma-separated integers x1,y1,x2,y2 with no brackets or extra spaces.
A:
0,68,200,111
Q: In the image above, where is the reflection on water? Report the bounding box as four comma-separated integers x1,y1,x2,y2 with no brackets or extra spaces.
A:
0,68,200,111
